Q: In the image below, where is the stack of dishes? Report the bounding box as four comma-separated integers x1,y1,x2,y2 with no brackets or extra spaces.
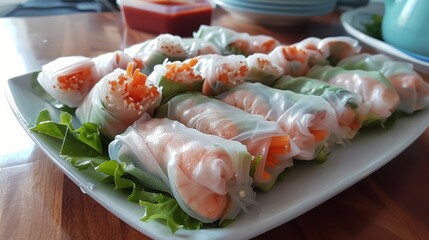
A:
215,0,337,26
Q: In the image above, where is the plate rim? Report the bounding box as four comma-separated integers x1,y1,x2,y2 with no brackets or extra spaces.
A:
340,2,429,74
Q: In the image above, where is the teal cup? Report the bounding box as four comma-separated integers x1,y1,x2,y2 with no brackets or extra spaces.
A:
382,0,429,58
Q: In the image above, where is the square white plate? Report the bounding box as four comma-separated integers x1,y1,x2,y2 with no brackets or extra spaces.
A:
5,72,429,240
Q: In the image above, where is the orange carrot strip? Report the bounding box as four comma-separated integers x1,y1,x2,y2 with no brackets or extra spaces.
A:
310,129,328,142
262,170,272,181
265,155,280,168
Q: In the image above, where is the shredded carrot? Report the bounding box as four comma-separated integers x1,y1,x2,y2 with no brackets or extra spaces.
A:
164,58,202,82
262,170,272,181
57,67,91,90
268,136,291,154
133,57,144,70
265,155,280,168
260,39,277,53
115,52,121,65
281,46,308,63
126,62,135,77
310,129,328,142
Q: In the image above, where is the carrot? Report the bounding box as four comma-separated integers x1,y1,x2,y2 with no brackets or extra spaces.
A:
265,155,280,168
268,136,291,154
309,129,328,142
57,68,91,90
164,58,202,82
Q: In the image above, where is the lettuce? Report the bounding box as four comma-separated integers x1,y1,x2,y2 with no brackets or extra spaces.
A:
30,109,205,233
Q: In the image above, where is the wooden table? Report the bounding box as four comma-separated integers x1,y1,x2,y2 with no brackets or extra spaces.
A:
1,6,429,240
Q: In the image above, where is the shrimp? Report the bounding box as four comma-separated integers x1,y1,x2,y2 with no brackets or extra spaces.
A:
109,116,255,223
218,82,337,161
338,53,429,113
160,93,297,190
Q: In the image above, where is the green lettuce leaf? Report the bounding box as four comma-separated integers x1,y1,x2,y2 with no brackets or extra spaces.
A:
97,160,203,232
140,196,202,233
30,109,206,233
158,76,203,104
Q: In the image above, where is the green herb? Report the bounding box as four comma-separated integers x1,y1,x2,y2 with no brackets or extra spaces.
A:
363,14,383,40
30,109,206,233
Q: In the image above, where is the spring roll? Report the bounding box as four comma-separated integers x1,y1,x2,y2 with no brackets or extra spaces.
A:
37,56,98,108
108,114,256,223
245,53,285,86
157,92,298,190
292,36,362,66
306,65,400,126
193,25,279,56
37,51,143,108
274,76,369,142
217,82,338,161
338,53,429,114
75,63,161,139
268,45,311,77
195,54,249,96
125,34,188,73
148,57,204,103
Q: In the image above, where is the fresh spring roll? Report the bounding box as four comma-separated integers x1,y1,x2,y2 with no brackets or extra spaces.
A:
148,57,204,103
37,51,143,108
268,45,311,77
217,82,338,161
245,53,285,86
91,50,144,78
75,63,161,139
181,37,222,57
124,34,188,73
195,54,249,96
306,65,400,126
193,25,279,56
292,36,362,66
337,53,429,114
37,56,98,108
157,92,299,190
108,114,256,223
274,76,369,142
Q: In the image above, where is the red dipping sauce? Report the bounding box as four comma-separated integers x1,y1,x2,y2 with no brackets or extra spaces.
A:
118,0,213,37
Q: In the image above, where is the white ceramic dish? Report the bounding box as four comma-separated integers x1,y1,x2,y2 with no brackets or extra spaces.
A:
5,72,429,240
340,2,429,74
217,0,335,15
215,1,331,26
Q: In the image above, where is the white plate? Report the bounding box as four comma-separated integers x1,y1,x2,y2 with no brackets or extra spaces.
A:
340,2,429,74
215,1,328,26
5,72,429,240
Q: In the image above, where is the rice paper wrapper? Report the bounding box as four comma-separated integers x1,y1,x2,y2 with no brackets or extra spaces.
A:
195,54,249,96
37,56,98,108
245,53,284,86
124,34,188,73
75,68,161,139
148,58,204,104
158,92,299,189
218,82,339,160
92,50,143,78
306,65,400,125
274,76,369,142
181,37,222,57
193,25,279,56
108,114,256,223
338,53,429,114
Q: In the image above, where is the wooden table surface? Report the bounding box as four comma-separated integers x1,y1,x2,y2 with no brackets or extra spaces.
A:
1,5,429,240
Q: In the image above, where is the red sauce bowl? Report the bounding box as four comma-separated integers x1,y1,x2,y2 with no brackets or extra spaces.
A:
118,0,213,37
